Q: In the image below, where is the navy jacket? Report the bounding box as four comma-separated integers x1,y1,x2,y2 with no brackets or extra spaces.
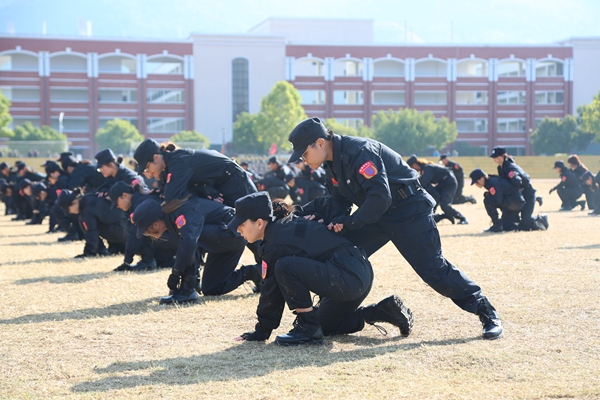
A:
484,176,526,211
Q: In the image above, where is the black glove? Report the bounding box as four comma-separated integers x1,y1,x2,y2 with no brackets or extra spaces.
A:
240,329,271,341
549,187,555,195
167,269,182,291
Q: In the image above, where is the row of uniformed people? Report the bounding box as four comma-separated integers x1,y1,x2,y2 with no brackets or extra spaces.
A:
550,155,599,215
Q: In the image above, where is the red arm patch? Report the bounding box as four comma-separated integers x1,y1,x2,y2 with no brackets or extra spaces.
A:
561,176,567,182
56,189,62,197
508,171,516,178
358,161,378,179
454,165,459,170
489,187,496,196
331,177,338,186
262,260,268,279
130,213,135,224
175,214,186,228
166,173,172,183
82,221,88,231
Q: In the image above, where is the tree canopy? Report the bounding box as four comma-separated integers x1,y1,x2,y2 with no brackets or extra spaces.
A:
170,130,210,149
530,115,582,155
578,90,600,142
323,118,373,138
0,89,13,139
11,122,66,141
95,119,143,154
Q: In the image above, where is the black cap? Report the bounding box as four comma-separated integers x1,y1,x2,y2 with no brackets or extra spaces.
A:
32,182,47,196
57,189,77,214
15,161,27,171
227,191,273,232
42,160,62,174
109,181,133,210
94,149,117,167
439,154,449,161
57,152,77,169
133,139,160,174
581,170,593,182
17,178,31,190
406,154,418,166
553,160,565,169
267,156,278,165
240,162,248,167
131,199,162,238
490,147,506,158
469,168,486,185
287,117,329,164
0,162,8,170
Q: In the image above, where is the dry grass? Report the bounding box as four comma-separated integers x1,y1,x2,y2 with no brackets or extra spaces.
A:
0,180,599,399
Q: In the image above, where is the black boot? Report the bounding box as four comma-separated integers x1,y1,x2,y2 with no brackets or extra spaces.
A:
275,309,324,346
130,259,157,271
536,196,543,206
485,221,503,233
577,200,586,211
457,215,469,225
476,297,503,340
534,214,549,231
241,263,262,293
434,213,455,224
362,295,413,337
159,274,199,305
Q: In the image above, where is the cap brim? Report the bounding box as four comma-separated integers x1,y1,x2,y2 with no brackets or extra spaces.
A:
136,226,146,239
136,164,145,175
287,148,306,164
110,200,118,210
227,215,247,233
470,179,477,185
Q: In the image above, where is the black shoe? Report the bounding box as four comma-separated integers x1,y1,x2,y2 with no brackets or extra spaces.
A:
536,214,549,230
589,211,600,216
434,214,455,224
58,233,81,242
485,222,503,233
362,294,413,337
113,263,132,272
536,196,543,206
577,200,586,211
457,216,469,225
159,275,198,305
477,297,503,340
275,310,324,346
559,206,572,211
241,264,262,293
11,214,26,221
467,196,477,204
130,260,157,271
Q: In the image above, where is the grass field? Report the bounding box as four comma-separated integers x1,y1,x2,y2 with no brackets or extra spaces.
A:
0,181,599,399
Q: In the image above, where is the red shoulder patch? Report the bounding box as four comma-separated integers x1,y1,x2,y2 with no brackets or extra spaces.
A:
166,173,172,183
262,260,268,279
130,213,135,224
82,221,88,231
508,171,516,178
175,214,186,228
56,189,62,197
454,165,459,170
489,187,496,196
131,178,140,186
358,161,378,179
331,177,338,186
561,176,567,182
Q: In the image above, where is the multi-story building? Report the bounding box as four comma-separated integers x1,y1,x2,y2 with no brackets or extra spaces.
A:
2,18,599,157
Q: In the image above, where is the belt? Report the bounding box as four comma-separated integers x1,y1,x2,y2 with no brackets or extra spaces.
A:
394,181,421,201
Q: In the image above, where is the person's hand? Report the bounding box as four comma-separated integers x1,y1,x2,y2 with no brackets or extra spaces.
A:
303,214,324,223
207,193,224,203
287,178,295,188
234,330,271,341
549,188,555,195
327,222,344,233
167,269,181,291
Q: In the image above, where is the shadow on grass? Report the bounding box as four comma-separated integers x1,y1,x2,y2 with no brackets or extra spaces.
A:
5,241,67,246
0,232,55,238
0,257,75,267
0,292,257,325
559,243,600,250
13,271,114,285
71,336,479,392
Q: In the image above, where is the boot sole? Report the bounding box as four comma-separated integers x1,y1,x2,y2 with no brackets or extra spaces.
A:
393,297,414,337
275,338,324,346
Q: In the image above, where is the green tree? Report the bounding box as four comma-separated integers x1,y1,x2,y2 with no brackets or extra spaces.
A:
530,116,578,155
0,89,13,138
322,118,373,138
252,81,307,153
371,108,457,155
11,122,66,141
95,119,143,154
578,90,600,142
170,130,210,149
233,112,261,153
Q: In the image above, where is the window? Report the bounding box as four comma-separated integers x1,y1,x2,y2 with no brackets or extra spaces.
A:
50,88,88,102
373,60,404,77
335,119,363,129
98,89,137,103
456,119,488,132
146,57,183,75
147,117,185,132
372,91,405,105
50,55,87,73
505,146,526,156
535,91,564,105
0,86,40,101
295,59,324,77
9,117,41,129
99,118,138,129
0,54,38,71
232,58,249,122
147,89,185,104
297,90,326,105
414,60,446,77
498,61,526,77
497,91,526,105
414,91,447,105
497,118,526,132
456,60,487,77
50,117,89,132
333,60,363,77
98,56,136,74
456,91,488,105
536,61,563,77
333,91,363,105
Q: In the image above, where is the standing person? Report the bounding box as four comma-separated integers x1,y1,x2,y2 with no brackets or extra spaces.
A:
406,155,469,225
469,168,547,232
287,117,503,340
549,160,585,211
229,192,413,345
440,154,476,205
133,139,256,206
131,197,262,304
490,147,544,230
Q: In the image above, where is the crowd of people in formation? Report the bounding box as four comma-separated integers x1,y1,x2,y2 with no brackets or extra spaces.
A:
2,117,599,346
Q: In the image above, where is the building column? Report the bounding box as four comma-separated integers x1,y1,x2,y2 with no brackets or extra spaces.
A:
39,52,50,126
285,56,295,81
363,57,373,126
87,53,98,155
405,58,415,108
447,59,456,123
324,57,334,118
184,55,194,131
137,54,147,137
526,58,536,155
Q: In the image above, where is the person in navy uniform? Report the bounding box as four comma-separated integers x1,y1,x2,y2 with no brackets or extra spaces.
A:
28,182,50,226
470,168,548,233
0,161,17,215
581,171,600,216
567,155,591,210
406,155,469,225
57,152,105,192
12,161,44,221
42,160,69,232
287,117,503,340
440,154,476,205
94,149,147,193
132,197,261,305
133,139,256,206
549,160,585,211
229,192,413,346
490,147,544,230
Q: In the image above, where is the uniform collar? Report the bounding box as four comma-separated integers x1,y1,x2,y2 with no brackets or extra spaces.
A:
332,134,343,174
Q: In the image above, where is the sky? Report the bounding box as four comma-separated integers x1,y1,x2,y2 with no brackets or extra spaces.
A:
0,0,598,44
